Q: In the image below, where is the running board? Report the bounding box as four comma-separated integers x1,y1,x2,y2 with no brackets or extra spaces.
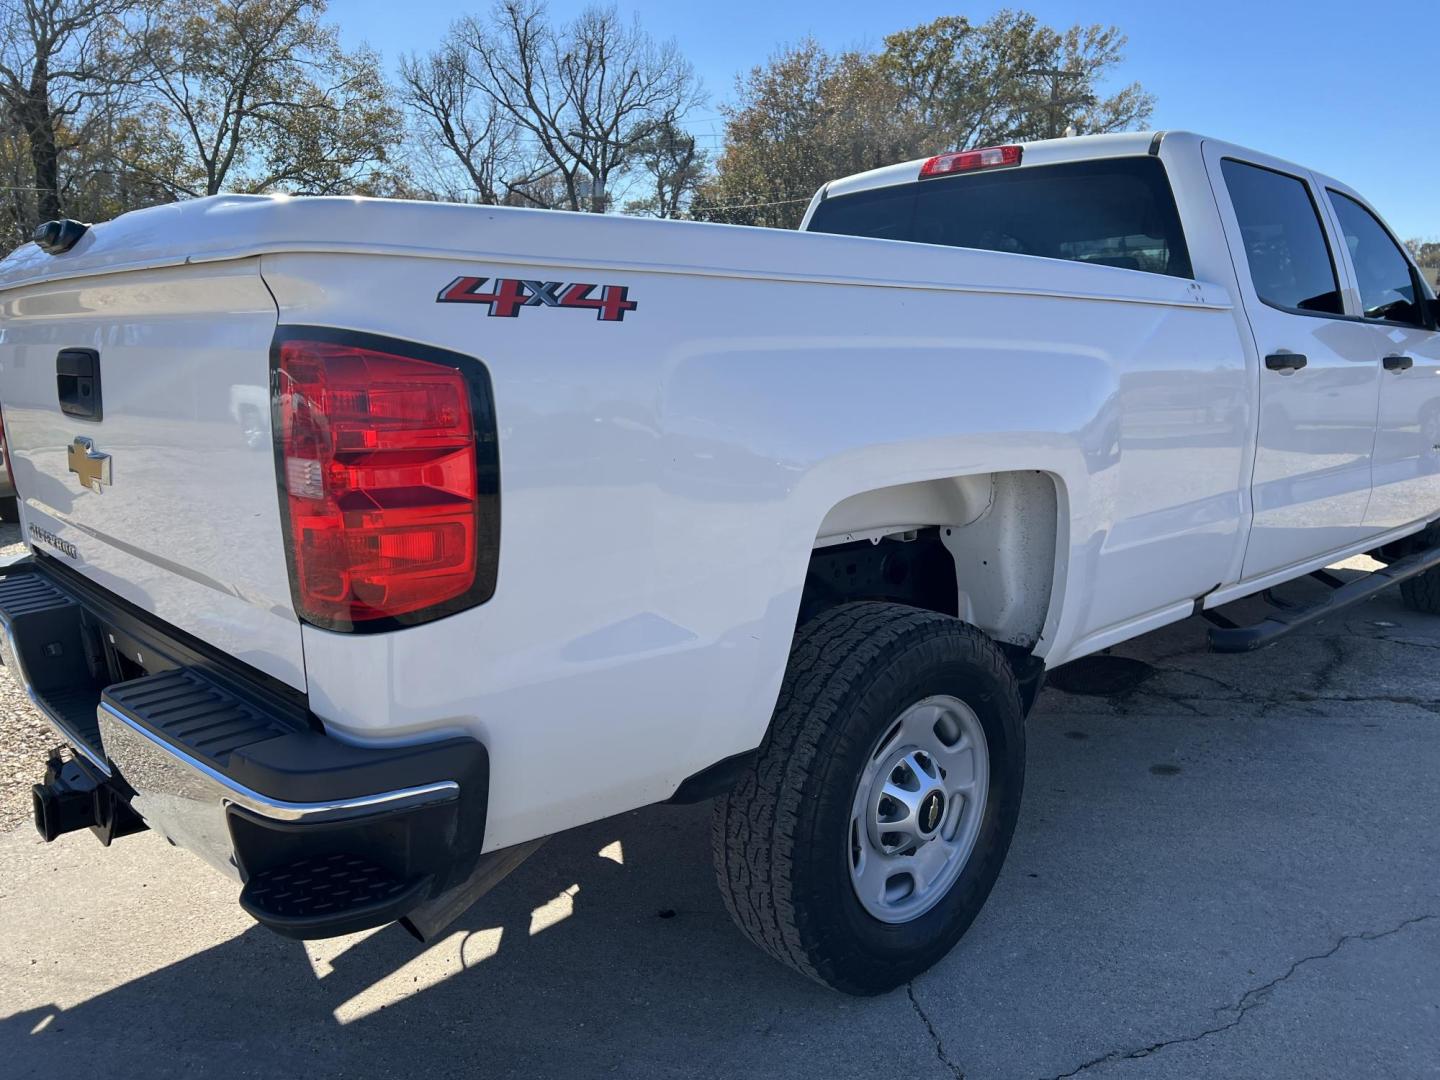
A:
1205,544,1440,652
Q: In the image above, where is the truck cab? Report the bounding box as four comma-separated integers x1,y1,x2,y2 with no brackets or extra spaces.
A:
802,131,1440,598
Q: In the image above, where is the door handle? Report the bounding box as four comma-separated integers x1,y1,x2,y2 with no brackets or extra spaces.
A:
1382,354,1413,373
1264,352,1308,374
57,348,102,420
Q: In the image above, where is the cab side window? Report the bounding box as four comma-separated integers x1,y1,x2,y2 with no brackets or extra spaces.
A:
1327,191,1426,327
1221,159,1343,316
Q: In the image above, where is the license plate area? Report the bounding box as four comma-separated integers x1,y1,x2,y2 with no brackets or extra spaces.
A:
91,615,173,685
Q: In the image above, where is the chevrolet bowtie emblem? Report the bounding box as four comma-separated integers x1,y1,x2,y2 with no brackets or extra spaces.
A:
67,436,111,493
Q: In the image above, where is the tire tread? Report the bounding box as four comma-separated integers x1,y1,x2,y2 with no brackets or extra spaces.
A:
1400,568,1440,614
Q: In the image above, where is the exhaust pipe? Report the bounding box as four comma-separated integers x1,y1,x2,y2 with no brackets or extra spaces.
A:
32,756,146,845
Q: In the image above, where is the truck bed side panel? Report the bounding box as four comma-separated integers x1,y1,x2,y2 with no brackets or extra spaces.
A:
261,244,1246,850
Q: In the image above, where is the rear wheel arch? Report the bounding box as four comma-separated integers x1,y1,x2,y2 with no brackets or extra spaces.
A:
801,470,1066,652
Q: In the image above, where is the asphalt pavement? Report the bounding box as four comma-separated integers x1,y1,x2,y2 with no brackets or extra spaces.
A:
1,555,1438,1079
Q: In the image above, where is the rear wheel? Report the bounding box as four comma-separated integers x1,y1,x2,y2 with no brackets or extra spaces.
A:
0,495,17,523
1389,523,1440,615
1400,570,1440,615
712,601,1026,994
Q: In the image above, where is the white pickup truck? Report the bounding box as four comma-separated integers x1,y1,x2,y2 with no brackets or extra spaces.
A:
2,131,1439,994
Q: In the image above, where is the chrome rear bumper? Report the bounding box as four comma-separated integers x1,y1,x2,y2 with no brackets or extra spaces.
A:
96,700,461,877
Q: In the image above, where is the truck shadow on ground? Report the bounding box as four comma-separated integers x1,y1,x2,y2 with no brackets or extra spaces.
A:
5,573,1440,1079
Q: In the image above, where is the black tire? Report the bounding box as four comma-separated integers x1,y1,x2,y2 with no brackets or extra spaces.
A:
0,495,17,523
1401,569,1440,614
712,601,1026,994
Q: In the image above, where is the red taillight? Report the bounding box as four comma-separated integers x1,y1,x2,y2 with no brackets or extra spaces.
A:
275,333,497,630
919,145,1022,179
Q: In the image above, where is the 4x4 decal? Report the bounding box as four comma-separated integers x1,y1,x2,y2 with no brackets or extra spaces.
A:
438,276,638,322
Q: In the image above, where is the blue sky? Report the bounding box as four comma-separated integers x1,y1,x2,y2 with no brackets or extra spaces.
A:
329,0,1439,239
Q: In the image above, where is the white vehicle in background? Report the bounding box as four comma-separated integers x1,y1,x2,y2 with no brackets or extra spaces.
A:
1,131,1438,994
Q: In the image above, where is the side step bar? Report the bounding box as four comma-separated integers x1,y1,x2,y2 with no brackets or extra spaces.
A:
1205,543,1440,652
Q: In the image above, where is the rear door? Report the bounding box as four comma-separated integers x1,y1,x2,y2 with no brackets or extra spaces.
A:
0,258,304,689
1207,147,1384,578
1318,185,1440,530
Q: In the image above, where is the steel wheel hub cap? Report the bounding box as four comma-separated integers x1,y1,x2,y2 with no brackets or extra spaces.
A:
848,695,990,924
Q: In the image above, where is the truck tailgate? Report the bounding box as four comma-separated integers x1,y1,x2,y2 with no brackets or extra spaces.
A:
0,259,304,690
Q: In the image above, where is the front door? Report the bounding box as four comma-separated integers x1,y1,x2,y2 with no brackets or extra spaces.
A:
1207,148,1384,579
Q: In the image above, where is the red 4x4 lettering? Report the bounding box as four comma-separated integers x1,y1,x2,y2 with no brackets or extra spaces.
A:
438,277,638,322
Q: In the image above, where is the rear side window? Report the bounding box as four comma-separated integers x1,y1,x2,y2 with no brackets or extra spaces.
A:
806,156,1194,279
1220,159,1342,316
1327,191,1425,327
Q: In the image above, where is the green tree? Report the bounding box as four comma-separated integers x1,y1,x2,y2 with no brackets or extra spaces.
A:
695,11,1154,230
1406,238,1439,268
692,41,914,228
880,12,1035,150
1009,20,1154,139
883,13,1152,144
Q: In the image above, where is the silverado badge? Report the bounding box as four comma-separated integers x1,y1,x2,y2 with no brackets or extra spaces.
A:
67,436,111,493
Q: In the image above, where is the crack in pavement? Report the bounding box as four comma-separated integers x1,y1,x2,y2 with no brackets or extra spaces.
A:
1039,913,1437,1080
1148,667,1249,698
907,980,966,1079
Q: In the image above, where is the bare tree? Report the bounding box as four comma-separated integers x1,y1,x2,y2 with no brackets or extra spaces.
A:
130,0,402,197
410,0,702,212
398,42,532,204
0,0,135,223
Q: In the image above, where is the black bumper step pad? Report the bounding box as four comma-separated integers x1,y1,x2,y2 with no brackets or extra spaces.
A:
239,852,432,939
103,667,306,771
0,567,104,758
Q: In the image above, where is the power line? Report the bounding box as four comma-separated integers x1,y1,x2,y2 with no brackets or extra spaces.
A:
695,194,812,212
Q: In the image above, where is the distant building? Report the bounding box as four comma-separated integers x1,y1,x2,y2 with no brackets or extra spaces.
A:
1425,267,1440,291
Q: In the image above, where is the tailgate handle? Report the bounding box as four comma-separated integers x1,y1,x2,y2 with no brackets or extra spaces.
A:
57,348,102,421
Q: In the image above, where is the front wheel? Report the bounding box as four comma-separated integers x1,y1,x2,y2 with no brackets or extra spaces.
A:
712,602,1026,994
